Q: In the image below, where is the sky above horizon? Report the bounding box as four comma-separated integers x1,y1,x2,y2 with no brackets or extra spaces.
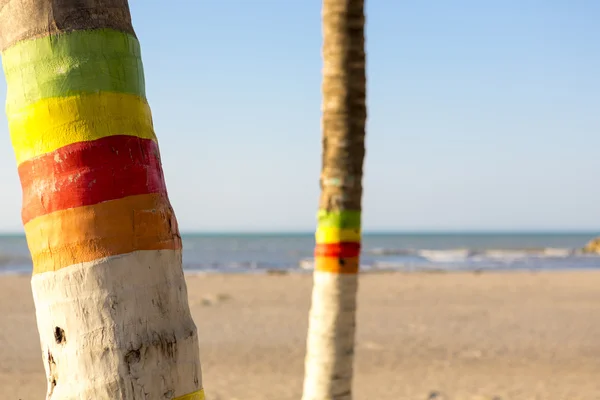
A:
0,1,598,233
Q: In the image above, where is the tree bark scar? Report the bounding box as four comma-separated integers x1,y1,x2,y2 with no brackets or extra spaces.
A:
125,332,179,375
47,350,58,398
152,293,168,316
151,331,178,360
124,348,141,375
54,326,66,344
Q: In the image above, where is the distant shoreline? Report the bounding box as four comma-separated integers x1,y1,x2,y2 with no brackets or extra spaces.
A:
0,231,599,237
3,267,600,277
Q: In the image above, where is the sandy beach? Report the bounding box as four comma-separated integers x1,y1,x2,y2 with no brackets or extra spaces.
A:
1,271,600,400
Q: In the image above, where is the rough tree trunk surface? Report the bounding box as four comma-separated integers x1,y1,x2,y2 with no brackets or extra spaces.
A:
0,1,204,399
303,0,366,399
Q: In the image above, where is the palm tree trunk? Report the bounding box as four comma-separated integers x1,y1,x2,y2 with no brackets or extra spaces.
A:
302,0,366,399
0,1,204,398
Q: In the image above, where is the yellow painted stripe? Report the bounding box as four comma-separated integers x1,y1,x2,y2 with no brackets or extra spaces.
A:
315,227,361,244
174,389,205,400
8,92,156,164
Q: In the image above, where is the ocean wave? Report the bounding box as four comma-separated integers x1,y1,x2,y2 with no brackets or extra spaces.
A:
365,247,583,260
367,248,414,256
183,261,300,273
418,249,474,263
354,247,600,271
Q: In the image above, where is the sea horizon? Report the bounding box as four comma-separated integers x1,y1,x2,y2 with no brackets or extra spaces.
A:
0,230,598,237
0,231,598,275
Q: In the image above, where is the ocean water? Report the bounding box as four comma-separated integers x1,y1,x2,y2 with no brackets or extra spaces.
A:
1,233,599,274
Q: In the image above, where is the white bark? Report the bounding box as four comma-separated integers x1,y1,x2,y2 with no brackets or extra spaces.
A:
31,249,202,399
302,271,358,400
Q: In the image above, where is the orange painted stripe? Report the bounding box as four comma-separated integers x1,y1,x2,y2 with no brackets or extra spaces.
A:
314,242,361,258
25,193,181,274
315,256,359,274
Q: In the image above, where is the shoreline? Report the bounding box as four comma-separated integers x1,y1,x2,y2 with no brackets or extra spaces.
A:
2,266,600,276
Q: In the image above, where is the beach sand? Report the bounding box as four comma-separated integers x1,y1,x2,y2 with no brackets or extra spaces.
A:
1,271,600,399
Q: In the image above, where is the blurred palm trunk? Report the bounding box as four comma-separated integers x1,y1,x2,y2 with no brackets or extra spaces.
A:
302,0,367,399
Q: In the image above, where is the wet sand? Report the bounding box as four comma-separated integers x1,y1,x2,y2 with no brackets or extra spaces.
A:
1,271,600,399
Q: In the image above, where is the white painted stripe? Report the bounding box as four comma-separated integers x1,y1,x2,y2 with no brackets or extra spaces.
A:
302,271,358,400
31,249,202,399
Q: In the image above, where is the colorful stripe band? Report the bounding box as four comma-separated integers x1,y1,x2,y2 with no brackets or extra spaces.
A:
174,389,205,400
25,194,180,274
19,135,166,224
314,210,361,273
2,29,144,111
8,92,155,164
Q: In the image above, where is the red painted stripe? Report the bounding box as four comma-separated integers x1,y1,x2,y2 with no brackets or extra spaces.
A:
314,242,361,258
19,135,166,224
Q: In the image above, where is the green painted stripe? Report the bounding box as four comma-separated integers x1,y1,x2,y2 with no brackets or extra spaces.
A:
3,29,145,110
317,210,362,229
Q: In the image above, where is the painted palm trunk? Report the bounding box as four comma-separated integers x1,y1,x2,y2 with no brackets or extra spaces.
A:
302,0,367,399
0,1,203,399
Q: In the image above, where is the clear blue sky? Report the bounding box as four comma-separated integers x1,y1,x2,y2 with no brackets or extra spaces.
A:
0,0,598,232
